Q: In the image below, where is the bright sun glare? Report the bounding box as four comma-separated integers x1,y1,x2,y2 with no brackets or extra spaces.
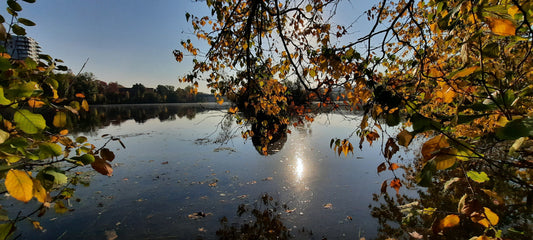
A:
296,157,304,181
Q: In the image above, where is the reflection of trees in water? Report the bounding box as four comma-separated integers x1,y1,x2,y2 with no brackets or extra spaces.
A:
216,193,312,240
370,159,531,240
71,104,226,134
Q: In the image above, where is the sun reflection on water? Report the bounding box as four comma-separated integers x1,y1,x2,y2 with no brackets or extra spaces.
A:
295,157,304,181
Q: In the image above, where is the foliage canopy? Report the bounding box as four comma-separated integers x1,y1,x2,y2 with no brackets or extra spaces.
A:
177,0,532,238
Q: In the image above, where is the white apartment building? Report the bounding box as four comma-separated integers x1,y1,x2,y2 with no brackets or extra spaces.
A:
2,35,40,61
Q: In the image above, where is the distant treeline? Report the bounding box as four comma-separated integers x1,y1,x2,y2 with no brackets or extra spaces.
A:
55,72,216,104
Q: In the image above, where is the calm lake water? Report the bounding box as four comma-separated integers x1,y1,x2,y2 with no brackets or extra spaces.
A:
13,103,417,239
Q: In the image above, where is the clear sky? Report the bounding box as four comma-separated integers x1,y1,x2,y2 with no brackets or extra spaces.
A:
3,0,374,91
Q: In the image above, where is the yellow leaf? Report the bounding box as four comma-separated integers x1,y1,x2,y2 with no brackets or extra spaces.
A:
59,129,69,135
421,134,450,161
452,66,479,79
52,89,59,99
439,214,460,228
217,98,224,105
305,4,313,12
486,17,516,36
81,99,89,111
433,148,457,170
5,169,34,203
53,112,68,128
31,220,44,231
472,207,499,227
32,179,48,203
508,6,519,18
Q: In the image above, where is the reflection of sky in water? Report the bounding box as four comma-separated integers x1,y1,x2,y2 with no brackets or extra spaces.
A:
14,105,416,240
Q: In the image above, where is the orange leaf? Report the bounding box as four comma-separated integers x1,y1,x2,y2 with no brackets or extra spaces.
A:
389,163,399,170
228,106,238,114
439,214,460,228
75,93,85,98
59,129,69,135
28,98,45,108
390,178,401,194
485,17,516,36
471,207,499,228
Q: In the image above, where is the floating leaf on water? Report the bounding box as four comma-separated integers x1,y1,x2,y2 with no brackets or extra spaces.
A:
104,230,118,240
323,203,333,209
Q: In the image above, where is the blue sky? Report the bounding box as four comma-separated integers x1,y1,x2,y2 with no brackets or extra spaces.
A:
4,0,374,91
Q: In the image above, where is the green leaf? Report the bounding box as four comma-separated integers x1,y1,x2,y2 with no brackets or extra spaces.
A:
416,160,436,187
7,82,38,98
0,129,9,144
496,117,533,140
11,24,25,35
75,136,87,144
24,57,37,69
0,57,11,71
38,143,63,159
72,154,95,165
0,87,11,105
0,222,15,240
467,171,490,183
17,17,35,26
6,7,18,17
7,0,22,12
0,15,5,23
482,42,499,58
13,109,46,134
39,167,68,186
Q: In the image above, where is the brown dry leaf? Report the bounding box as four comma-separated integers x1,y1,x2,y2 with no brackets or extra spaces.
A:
377,162,387,174
380,180,388,194
100,148,115,161
323,203,333,209
91,157,113,176
397,130,413,147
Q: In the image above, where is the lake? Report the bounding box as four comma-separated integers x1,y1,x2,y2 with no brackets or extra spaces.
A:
12,103,417,239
